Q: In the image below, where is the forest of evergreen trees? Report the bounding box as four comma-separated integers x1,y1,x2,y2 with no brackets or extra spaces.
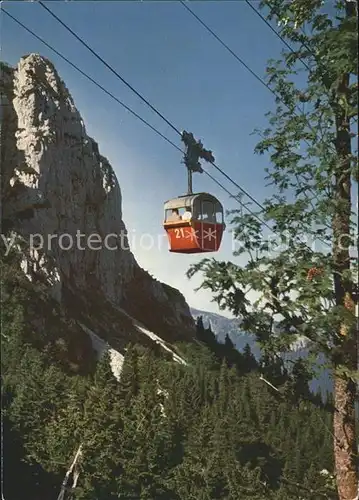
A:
1,253,337,499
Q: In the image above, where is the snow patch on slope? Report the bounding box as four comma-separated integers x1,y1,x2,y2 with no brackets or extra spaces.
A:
135,323,187,365
113,305,187,366
79,307,187,382
79,322,124,381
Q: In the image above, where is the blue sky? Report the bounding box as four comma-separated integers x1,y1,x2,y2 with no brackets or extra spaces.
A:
2,1,291,316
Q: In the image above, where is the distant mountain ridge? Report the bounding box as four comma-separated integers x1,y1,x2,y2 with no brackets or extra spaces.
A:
190,307,332,396
190,307,261,357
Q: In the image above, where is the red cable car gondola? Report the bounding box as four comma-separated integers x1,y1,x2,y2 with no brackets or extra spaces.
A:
163,193,225,253
163,131,225,254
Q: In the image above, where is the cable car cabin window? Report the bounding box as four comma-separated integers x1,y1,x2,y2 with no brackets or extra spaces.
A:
200,200,215,223
215,202,224,224
165,207,191,222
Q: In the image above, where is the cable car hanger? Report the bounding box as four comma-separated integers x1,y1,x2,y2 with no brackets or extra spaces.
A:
181,130,215,195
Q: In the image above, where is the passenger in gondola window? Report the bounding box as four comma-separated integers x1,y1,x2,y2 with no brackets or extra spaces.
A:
168,208,181,221
182,207,192,221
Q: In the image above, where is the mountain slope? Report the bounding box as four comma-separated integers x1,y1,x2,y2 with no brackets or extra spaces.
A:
1,54,195,366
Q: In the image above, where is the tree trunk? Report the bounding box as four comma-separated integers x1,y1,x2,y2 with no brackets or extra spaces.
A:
332,4,358,499
333,376,358,500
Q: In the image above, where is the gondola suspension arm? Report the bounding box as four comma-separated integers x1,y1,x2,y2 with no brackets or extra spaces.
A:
181,131,214,195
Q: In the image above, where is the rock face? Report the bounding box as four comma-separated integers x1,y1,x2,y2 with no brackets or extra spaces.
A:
1,54,195,356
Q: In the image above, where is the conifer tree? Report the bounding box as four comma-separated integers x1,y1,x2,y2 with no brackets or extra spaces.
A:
74,351,123,498
242,342,258,372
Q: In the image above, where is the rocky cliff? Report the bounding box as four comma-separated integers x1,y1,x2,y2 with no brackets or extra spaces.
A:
1,54,195,364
